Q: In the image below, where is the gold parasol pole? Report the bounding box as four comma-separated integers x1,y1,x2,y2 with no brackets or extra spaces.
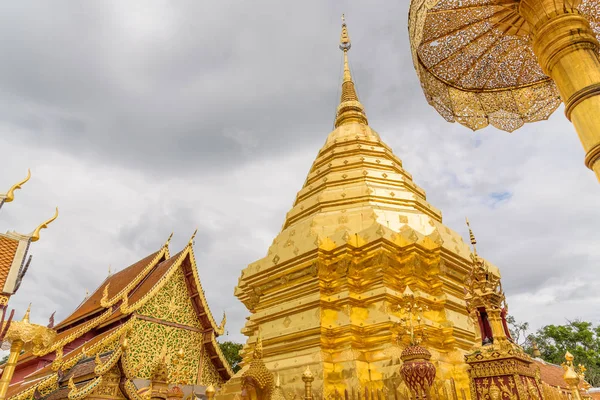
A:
0,339,24,400
520,0,600,181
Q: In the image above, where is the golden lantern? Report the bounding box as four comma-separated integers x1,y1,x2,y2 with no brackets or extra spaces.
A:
408,0,600,181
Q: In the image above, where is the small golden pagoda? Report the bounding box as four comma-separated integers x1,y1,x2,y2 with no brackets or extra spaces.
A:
462,222,545,400
218,17,504,399
0,170,58,308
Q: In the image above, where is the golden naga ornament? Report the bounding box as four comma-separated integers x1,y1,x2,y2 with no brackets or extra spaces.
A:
408,0,600,181
0,169,31,208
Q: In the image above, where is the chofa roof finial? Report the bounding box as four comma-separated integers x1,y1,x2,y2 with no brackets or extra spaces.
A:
0,169,31,208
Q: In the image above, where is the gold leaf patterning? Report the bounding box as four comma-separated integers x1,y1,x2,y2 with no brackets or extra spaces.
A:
122,319,202,385
137,268,201,329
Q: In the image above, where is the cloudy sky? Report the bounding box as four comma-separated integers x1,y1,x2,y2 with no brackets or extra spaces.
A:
1,1,599,345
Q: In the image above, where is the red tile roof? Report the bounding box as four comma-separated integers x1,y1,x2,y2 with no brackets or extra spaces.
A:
535,359,567,388
55,251,163,330
0,235,19,292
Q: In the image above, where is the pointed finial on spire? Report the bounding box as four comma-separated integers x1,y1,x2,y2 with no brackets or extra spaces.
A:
48,311,56,328
302,365,314,379
188,229,198,246
465,217,478,257
108,264,112,276
205,384,216,400
219,311,227,331
30,207,59,242
165,232,174,247
0,169,31,207
22,303,32,323
340,14,350,51
335,15,368,128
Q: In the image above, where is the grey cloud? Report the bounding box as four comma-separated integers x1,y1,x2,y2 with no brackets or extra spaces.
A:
0,1,416,176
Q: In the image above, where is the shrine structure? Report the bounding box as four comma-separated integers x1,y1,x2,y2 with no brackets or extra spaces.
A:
219,17,506,400
3,233,232,400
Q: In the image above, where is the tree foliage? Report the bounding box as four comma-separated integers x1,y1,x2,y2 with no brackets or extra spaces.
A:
508,318,600,387
506,315,530,347
219,341,243,373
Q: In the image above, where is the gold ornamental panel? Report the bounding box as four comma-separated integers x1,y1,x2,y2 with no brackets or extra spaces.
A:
137,268,202,329
122,319,202,384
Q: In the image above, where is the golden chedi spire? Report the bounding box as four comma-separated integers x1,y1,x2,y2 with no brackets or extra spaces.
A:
334,15,368,128
465,217,479,260
227,16,505,400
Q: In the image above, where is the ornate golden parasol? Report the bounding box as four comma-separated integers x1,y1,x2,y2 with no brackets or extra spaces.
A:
408,0,600,181
0,306,56,400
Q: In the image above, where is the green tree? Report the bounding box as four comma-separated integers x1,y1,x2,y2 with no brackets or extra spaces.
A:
219,341,243,373
529,320,600,386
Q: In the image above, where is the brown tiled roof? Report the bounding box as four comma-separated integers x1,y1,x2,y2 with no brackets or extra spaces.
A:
43,386,70,400
55,251,163,330
41,382,89,400
62,353,112,382
95,252,182,328
16,251,168,364
0,235,19,291
126,252,181,305
535,359,567,389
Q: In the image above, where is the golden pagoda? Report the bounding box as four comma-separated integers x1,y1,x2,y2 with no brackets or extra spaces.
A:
218,17,504,399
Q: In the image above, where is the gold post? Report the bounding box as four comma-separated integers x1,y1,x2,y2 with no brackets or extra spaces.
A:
519,0,600,181
0,339,25,400
487,308,508,343
206,384,216,400
301,366,314,400
562,351,583,400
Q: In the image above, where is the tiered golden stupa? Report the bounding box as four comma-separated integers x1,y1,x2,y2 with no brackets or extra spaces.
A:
218,17,503,399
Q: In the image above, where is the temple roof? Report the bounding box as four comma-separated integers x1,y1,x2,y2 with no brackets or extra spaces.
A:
7,236,231,399
55,250,167,330
0,235,20,292
0,171,58,304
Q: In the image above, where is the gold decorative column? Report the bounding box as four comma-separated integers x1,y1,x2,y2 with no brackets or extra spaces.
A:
519,0,600,179
0,306,56,400
301,367,313,400
0,340,24,400
562,352,583,400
